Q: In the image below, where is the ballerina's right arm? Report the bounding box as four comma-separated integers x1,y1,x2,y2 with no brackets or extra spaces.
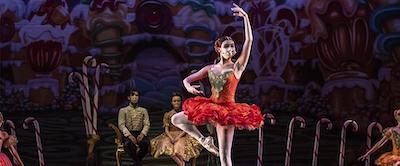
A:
358,128,391,161
183,65,212,95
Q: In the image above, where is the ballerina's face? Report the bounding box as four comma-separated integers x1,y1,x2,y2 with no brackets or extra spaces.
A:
219,40,236,60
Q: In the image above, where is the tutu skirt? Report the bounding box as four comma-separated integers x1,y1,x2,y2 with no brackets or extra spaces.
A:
183,96,264,130
375,152,400,166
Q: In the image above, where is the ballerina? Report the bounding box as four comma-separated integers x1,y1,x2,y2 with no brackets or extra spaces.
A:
171,3,264,166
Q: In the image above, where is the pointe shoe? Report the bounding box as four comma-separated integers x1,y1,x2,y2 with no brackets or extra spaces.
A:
199,136,219,156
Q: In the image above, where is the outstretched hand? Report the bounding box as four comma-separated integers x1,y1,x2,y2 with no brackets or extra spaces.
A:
186,85,205,96
231,3,247,17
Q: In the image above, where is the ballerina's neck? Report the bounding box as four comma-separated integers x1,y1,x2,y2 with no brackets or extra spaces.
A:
218,58,233,65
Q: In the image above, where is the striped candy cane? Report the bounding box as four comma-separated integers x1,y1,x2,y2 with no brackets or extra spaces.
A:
312,118,332,166
339,120,358,166
23,117,44,166
69,72,91,136
5,120,16,136
91,62,108,135
83,56,95,135
365,122,382,166
0,112,3,128
257,113,276,166
285,116,306,166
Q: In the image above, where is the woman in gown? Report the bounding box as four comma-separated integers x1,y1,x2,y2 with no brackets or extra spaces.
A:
359,109,400,165
151,93,202,166
171,3,264,166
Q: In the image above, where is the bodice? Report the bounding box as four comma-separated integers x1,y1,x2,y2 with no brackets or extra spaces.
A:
164,110,181,131
208,70,238,103
389,129,400,155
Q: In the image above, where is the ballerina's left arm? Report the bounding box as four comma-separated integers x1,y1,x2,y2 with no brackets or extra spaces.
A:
358,128,391,161
232,3,253,78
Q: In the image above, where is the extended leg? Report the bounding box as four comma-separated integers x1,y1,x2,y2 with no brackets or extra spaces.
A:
171,112,219,156
171,112,204,140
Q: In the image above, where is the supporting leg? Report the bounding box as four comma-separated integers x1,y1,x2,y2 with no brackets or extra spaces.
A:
216,124,234,166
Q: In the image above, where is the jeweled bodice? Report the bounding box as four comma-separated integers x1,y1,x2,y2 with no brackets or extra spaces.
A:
389,129,400,155
208,70,238,103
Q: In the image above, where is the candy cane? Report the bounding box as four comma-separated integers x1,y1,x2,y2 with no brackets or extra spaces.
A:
257,113,276,166
0,112,3,128
365,122,382,166
23,117,44,166
91,62,108,135
312,118,332,166
69,72,90,136
339,120,358,166
285,116,306,166
5,120,16,136
83,56,95,135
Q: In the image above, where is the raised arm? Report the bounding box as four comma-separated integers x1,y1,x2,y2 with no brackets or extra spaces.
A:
358,128,391,161
232,3,253,77
183,65,212,95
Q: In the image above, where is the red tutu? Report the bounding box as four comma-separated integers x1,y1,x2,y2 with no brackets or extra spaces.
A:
183,96,264,130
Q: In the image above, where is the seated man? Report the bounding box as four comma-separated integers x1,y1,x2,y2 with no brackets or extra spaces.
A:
118,89,150,166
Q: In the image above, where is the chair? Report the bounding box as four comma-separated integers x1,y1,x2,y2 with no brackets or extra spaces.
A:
108,123,125,166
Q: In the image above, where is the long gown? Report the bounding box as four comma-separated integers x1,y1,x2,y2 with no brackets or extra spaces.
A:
375,128,400,165
151,110,202,161
183,70,264,130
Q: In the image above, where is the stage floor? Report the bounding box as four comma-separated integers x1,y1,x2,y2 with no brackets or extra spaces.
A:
2,110,388,166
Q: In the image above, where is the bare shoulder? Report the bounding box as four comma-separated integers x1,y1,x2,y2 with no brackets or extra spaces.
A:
202,64,213,71
195,64,213,75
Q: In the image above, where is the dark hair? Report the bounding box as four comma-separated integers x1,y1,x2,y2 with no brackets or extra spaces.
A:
214,36,233,49
214,36,233,64
127,88,139,96
171,92,182,99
